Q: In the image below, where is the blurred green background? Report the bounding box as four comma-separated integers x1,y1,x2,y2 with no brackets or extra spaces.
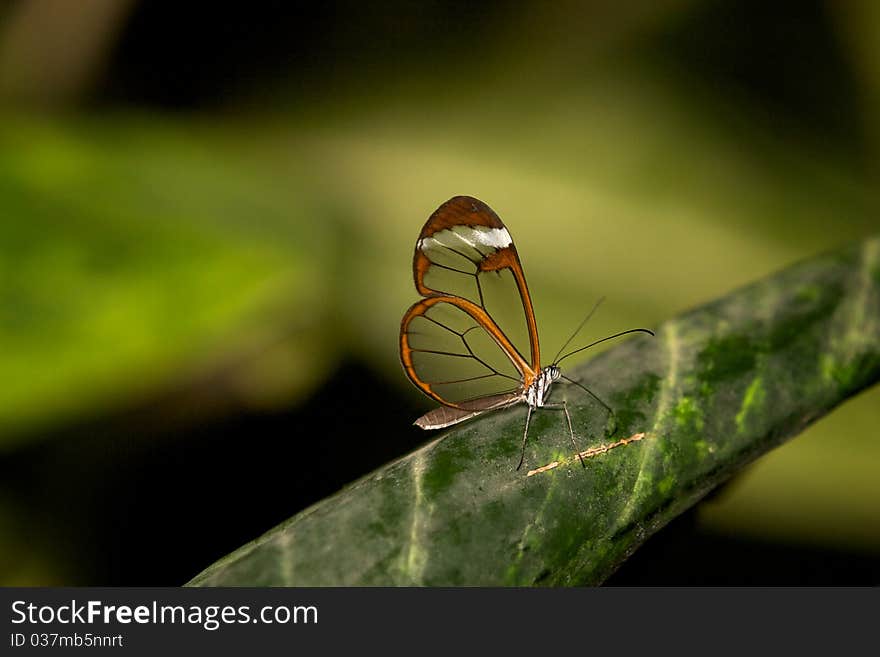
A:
0,0,878,585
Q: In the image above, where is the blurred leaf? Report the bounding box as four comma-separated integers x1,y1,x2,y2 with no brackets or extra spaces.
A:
188,235,880,585
0,0,135,106
0,116,334,449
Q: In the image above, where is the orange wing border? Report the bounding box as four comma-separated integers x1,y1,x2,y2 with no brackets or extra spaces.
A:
399,295,537,410
411,196,542,371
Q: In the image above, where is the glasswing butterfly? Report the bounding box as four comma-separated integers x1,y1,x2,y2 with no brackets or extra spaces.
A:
399,196,653,469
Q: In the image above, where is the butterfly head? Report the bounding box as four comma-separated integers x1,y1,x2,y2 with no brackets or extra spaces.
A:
542,364,562,404
526,364,562,408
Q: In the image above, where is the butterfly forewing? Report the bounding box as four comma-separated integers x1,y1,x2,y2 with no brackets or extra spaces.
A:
413,196,539,365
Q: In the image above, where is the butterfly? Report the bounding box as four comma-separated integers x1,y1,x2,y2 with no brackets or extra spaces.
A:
399,196,653,469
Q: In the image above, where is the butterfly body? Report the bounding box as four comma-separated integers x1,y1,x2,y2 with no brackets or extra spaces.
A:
524,364,561,409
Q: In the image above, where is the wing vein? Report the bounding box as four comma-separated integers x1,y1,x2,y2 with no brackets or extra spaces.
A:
421,373,508,385
434,242,482,268
419,314,466,337
410,348,473,358
459,329,520,382
425,260,475,277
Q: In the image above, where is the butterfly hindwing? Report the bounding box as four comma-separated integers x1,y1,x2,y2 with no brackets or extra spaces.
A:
413,392,523,429
401,296,526,409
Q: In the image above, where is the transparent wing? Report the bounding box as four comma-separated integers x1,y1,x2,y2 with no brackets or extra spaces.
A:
412,196,541,371
400,296,527,409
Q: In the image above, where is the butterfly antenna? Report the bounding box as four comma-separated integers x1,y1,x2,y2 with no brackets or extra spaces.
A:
555,328,655,366
551,296,606,365
560,374,619,438
561,374,614,417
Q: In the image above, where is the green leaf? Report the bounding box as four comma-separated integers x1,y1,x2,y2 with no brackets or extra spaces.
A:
188,235,880,586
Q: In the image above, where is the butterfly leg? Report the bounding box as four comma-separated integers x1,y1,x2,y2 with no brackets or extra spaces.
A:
543,401,585,468
515,406,534,471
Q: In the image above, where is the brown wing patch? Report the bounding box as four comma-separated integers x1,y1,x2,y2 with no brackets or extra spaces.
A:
410,196,542,370
419,196,504,238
